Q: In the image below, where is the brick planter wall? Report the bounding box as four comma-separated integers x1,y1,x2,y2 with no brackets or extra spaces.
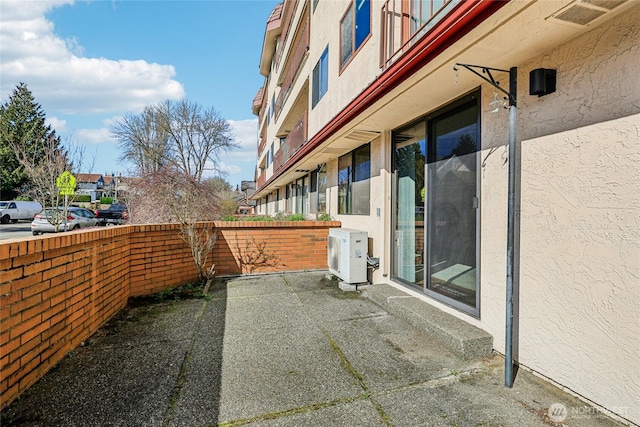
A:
0,220,340,408
213,221,335,276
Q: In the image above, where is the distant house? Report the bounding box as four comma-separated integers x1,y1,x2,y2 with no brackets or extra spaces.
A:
235,181,257,215
75,174,104,201
102,174,125,201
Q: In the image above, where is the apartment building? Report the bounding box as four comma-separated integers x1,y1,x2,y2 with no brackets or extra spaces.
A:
251,0,639,423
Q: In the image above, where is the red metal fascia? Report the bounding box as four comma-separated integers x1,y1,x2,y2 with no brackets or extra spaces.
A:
259,0,509,193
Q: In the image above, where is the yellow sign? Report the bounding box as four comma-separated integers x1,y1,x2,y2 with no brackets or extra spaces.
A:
56,171,76,195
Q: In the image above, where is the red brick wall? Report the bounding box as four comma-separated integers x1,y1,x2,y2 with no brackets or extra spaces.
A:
213,221,336,275
128,224,202,297
0,220,340,408
0,227,131,408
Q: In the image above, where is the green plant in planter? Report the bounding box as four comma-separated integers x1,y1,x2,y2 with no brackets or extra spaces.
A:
287,213,305,221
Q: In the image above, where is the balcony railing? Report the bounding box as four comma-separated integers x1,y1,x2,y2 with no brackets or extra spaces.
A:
274,15,309,120
275,0,297,70
258,133,267,156
380,0,459,69
258,87,268,125
257,169,266,189
273,111,307,173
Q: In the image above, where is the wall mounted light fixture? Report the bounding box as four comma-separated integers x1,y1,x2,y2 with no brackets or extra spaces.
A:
529,68,557,97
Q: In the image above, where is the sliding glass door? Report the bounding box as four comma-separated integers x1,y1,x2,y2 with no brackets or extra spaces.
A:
392,122,426,285
392,92,480,316
425,96,479,314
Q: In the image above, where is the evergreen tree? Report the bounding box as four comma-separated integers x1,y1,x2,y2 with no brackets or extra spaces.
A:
0,82,60,199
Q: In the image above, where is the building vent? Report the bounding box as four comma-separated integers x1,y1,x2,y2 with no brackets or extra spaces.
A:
343,129,381,143
549,0,627,26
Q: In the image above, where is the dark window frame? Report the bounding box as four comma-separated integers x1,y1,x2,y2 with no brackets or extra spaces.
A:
312,46,329,108
339,0,371,70
338,143,370,215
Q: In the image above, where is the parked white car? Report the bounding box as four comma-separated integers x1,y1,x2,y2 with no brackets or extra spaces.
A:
31,207,98,235
0,201,43,224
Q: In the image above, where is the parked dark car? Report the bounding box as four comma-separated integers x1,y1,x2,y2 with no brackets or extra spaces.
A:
95,204,128,226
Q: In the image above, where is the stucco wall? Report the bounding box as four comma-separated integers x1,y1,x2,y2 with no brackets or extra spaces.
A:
307,0,382,137
480,8,640,423
260,2,639,422
327,135,390,279
519,114,640,421
342,4,640,423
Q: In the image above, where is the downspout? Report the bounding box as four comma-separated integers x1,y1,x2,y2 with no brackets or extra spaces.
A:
505,67,517,388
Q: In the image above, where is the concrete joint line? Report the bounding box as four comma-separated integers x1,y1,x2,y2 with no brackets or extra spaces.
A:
162,300,208,427
323,331,394,427
282,275,394,426
213,396,363,427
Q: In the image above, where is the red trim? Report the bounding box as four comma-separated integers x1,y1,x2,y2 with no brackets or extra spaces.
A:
259,0,509,193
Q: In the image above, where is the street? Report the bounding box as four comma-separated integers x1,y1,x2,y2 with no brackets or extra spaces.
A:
0,222,34,241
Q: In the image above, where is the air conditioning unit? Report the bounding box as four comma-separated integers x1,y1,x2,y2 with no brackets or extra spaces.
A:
328,228,367,284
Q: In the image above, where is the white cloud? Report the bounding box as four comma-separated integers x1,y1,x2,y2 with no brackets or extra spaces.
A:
46,116,67,133
217,162,243,176
74,127,113,144
0,0,184,114
228,118,258,161
214,118,258,181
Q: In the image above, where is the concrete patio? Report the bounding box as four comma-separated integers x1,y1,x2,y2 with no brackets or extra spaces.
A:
0,271,627,426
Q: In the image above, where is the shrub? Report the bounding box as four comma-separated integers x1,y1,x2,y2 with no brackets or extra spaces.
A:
73,195,91,202
100,197,113,204
242,215,274,221
220,213,311,222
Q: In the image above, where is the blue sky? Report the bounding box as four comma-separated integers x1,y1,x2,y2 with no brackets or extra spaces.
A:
0,0,279,188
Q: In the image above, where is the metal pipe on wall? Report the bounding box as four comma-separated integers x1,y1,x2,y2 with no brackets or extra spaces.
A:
505,66,518,388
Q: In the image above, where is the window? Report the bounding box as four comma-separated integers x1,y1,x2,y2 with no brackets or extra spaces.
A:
285,184,292,213
340,0,370,67
266,142,274,168
265,193,270,215
312,46,329,107
310,164,327,214
317,163,327,212
295,176,309,215
313,0,319,12
338,144,370,215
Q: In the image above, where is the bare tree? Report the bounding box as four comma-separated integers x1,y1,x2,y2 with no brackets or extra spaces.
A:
110,98,240,290
203,177,238,217
127,169,220,288
111,105,171,175
159,99,238,181
8,134,89,231
111,99,239,182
